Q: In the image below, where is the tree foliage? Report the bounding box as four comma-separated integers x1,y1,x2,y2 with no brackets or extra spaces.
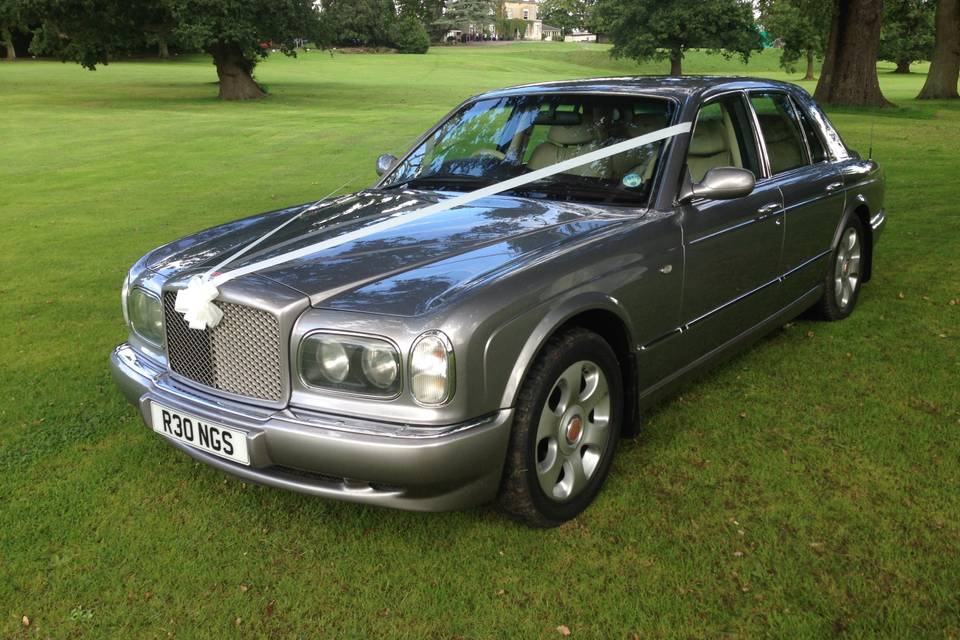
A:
434,0,495,35
390,13,430,52
594,0,762,75
27,0,320,99
319,0,396,47
758,0,829,79
879,0,935,73
0,0,26,60
539,0,595,33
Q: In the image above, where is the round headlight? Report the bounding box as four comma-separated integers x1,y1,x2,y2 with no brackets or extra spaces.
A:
362,345,399,389
409,331,455,405
127,287,164,346
317,339,350,383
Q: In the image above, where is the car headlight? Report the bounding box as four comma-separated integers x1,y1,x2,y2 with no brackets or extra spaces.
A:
127,287,165,347
299,333,401,397
409,331,455,405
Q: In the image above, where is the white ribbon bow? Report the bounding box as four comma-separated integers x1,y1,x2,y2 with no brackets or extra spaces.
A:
173,122,692,331
174,276,224,330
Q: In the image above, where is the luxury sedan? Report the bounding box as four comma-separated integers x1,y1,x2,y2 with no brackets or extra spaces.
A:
111,77,885,526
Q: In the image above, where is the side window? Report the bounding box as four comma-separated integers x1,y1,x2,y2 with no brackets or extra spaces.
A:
796,105,827,163
686,94,760,183
749,93,809,175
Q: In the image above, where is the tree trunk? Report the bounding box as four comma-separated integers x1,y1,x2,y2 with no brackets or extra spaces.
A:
917,0,960,99
669,48,682,76
210,44,265,101
1,28,15,61
814,0,892,107
804,48,816,80
158,38,169,59
894,59,911,73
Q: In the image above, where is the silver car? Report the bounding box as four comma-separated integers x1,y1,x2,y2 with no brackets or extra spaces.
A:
111,77,885,526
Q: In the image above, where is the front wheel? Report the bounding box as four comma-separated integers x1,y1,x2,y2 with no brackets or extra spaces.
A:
497,328,623,527
812,216,866,320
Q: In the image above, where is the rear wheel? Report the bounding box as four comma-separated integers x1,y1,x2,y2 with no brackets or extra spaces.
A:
812,216,866,320
497,328,622,527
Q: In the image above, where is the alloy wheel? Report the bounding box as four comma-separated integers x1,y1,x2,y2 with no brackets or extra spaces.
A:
534,360,612,501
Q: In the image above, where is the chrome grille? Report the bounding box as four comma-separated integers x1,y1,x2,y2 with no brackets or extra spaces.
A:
163,292,283,403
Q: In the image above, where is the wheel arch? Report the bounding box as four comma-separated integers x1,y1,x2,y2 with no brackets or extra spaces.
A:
836,195,873,282
492,294,640,437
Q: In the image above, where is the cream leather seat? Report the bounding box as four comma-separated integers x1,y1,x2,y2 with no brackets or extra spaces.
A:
527,119,610,178
611,112,666,180
687,119,733,182
759,115,805,174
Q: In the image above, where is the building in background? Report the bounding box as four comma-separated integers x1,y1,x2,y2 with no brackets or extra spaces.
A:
503,0,542,40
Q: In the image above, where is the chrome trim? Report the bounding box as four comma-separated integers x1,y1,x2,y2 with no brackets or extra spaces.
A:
685,276,780,328
285,406,499,439
687,210,781,246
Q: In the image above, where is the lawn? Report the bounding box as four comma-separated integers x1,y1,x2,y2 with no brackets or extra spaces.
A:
1,43,958,638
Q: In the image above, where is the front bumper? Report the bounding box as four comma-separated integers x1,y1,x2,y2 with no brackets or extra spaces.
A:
110,344,513,511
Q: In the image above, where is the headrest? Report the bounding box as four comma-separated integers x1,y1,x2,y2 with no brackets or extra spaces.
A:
759,115,793,143
689,119,728,156
548,120,598,145
624,113,667,136
534,111,582,126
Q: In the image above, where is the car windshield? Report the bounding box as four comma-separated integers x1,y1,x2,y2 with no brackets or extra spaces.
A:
381,94,677,205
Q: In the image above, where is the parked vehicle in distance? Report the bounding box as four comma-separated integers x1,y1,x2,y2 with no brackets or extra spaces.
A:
111,77,885,526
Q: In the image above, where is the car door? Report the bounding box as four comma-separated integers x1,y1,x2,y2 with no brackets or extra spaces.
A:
746,91,846,303
675,92,786,365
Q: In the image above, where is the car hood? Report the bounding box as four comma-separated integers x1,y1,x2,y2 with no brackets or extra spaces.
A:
145,189,639,316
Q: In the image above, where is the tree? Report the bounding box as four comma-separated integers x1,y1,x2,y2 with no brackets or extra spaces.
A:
435,0,496,36
29,0,320,100
0,0,26,60
813,0,892,106
594,0,762,76
758,0,829,80
540,0,595,34
917,0,959,98
319,0,396,47
390,13,430,52
879,0,935,73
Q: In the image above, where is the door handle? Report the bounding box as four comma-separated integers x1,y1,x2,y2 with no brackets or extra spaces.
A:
756,203,781,220
826,181,844,193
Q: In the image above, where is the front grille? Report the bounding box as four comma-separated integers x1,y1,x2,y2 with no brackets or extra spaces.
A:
163,292,283,403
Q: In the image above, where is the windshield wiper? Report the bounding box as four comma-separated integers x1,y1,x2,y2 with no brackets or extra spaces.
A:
384,175,496,192
505,180,641,205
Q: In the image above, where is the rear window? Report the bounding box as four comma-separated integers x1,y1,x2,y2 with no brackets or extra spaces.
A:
750,93,809,175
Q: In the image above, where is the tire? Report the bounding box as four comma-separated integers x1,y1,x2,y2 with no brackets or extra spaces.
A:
497,327,623,527
811,215,866,321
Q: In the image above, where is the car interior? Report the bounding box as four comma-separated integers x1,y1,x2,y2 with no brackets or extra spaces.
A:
523,103,671,184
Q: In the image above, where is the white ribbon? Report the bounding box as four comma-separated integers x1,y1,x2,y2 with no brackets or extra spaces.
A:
175,122,692,329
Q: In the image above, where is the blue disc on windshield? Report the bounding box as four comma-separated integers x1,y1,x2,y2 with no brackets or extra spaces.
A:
622,173,642,188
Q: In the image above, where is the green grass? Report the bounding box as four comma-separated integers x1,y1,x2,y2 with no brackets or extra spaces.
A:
1,43,958,638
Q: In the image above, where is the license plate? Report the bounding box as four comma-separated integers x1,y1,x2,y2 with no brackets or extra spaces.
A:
149,403,250,466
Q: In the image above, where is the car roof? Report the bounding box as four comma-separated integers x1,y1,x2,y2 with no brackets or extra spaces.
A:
475,76,809,102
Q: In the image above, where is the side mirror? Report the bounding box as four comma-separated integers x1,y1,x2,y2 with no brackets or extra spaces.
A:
678,167,756,202
376,153,398,177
